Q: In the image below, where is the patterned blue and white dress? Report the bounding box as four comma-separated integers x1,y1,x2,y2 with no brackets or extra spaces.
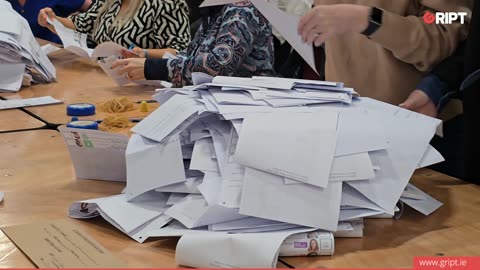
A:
144,1,275,87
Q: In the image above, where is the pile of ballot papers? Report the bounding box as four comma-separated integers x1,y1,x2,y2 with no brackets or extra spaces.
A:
69,74,445,268
0,1,56,92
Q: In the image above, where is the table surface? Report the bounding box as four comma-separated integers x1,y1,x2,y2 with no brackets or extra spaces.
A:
0,109,45,132
0,48,159,126
1,131,479,268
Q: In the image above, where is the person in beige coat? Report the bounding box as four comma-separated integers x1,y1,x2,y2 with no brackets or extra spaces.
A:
298,0,472,105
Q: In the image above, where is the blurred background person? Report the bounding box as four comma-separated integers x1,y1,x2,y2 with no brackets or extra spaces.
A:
38,0,190,55
298,0,472,105
7,0,92,44
112,1,275,87
400,1,479,183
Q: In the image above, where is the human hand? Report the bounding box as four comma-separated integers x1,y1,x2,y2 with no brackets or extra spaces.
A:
298,4,370,46
111,58,147,81
121,47,146,59
399,90,438,118
38,8,56,27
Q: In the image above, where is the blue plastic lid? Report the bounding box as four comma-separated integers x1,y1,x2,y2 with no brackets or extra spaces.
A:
67,103,96,116
66,120,99,130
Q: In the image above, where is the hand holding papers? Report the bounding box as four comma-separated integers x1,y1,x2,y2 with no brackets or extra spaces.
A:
47,18,124,60
69,74,445,268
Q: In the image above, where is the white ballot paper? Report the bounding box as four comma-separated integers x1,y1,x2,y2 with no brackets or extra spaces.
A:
400,184,443,215
125,134,186,200
251,0,316,72
69,192,172,243
0,96,62,110
0,63,25,91
41,44,61,55
239,168,342,231
97,55,172,87
176,228,313,268
59,127,128,182
49,18,125,60
346,98,441,214
236,111,338,188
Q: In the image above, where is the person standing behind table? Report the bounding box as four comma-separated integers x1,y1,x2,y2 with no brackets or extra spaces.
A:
37,0,191,55
297,0,472,105
399,0,480,183
110,1,276,87
7,0,92,44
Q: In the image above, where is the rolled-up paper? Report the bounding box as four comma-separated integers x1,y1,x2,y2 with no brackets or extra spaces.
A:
279,231,334,256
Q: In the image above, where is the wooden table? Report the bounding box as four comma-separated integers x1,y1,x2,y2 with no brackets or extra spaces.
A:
0,130,177,268
0,130,291,268
282,170,480,268
0,109,45,132
0,49,159,126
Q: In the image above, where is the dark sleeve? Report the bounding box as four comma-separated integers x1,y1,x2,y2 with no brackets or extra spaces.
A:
430,43,467,95
52,0,86,17
144,58,169,81
416,74,448,106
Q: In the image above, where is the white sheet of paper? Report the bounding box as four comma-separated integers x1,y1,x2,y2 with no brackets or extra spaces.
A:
400,184,443,215
41,44,61,55
417,145,444,169
329,152,375,182
167,193,189,206
176,228,312,268
339,208,384,222
341,183,384,212
250,0,316,71
125,134,186,200
155,177,203,194
165,195,246,228
131,95,202,142
0,96,62,109
59,127,128,182
286,152,375,184
240,168,342,231
0,63,26,92
335,110,388,156
197,172,222,205
0,191,4,203
50,18,92,58
189,138,220,173
97,56,171,87
90,41,125,59
227,224,303,233
69,192,168,234
192,72,214,85
210,217,286,232
345,98,441,214
235,111,338,188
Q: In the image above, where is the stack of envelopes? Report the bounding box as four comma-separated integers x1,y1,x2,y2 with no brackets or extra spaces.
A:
0,1,56,92
69,74,445,268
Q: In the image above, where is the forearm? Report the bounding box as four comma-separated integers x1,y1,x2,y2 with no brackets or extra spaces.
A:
144,48,178,59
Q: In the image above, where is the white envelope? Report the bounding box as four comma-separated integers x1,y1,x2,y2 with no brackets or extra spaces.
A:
125,135,186,200
239,168,342,231
236,111,338,188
